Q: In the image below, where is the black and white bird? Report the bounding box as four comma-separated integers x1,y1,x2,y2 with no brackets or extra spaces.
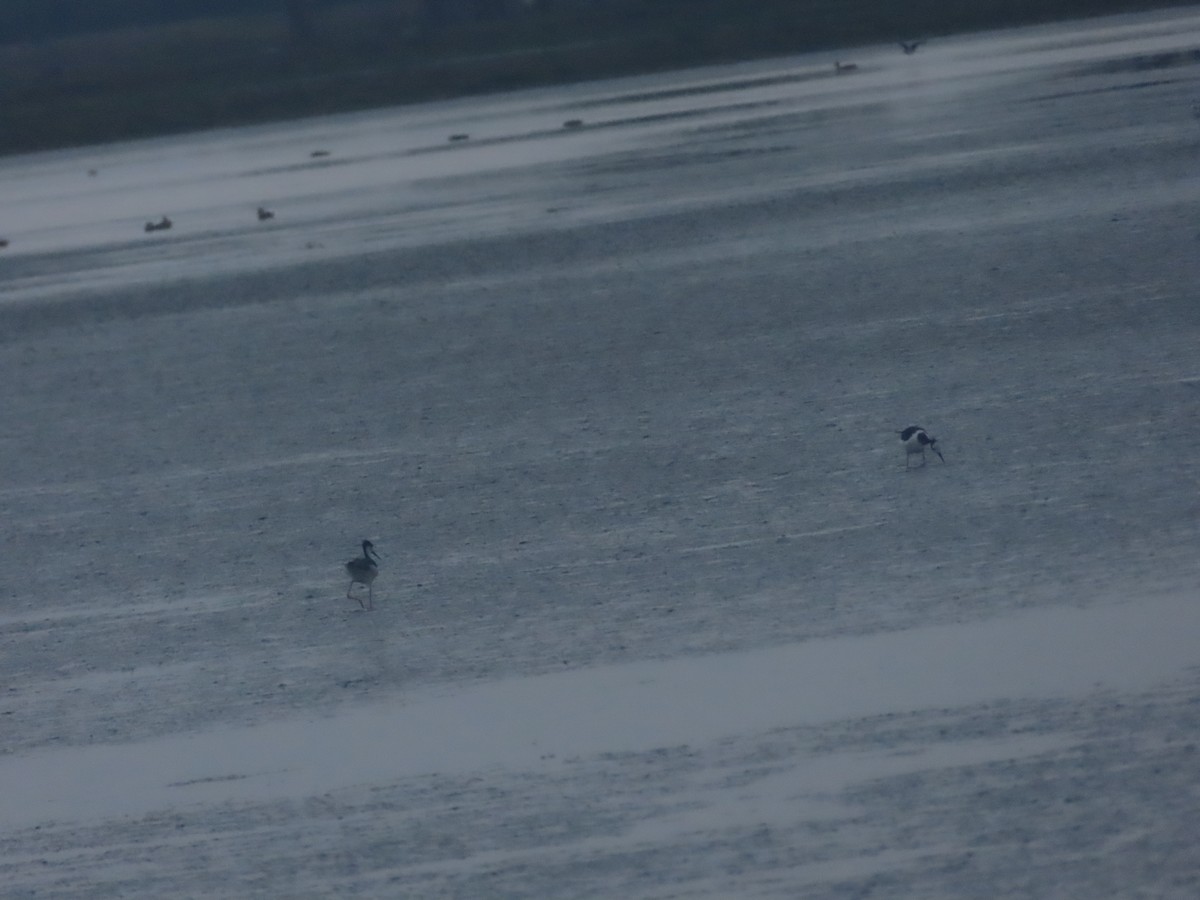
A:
899,40,924,55
345,540,380,610
898,426,945,467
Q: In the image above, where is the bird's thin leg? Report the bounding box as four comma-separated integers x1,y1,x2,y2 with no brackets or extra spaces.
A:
367,585,374,611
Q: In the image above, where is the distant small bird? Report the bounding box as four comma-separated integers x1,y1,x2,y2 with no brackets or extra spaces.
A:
898,426,945,467
834,60,858,74
0,238,8,249
257,206,275,221
345,540,381,610
899,40,924,55
448,133,470,142
310,149,331,158
562,119,584,129
144,215,172,233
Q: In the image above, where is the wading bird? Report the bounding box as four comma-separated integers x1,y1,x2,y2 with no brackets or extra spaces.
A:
834,60,858,74
898,426,945,467
345,540,380,610
257,206,275,221
144,215,172,233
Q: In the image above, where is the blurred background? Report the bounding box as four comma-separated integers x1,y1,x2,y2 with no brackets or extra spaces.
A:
0,0,1192,154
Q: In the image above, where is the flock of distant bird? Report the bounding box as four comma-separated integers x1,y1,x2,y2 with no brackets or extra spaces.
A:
125,45,931,241
123,110,599,237
344,426,944,611
0,41,941,251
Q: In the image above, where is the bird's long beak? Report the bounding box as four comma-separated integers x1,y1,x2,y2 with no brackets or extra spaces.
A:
934,448,945,463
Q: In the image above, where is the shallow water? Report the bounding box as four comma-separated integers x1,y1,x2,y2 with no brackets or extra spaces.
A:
2,6,1200,897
